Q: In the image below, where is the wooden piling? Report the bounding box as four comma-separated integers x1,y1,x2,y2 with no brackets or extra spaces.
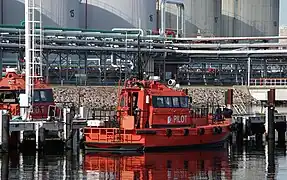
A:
267,137,275,179
39,127,45,151
72,129,79,154
1,154,9,180
225,89,233,109
276,120,286,147
0,111,10,153
235,117,244,146
267,89,275,141
64,108,72,149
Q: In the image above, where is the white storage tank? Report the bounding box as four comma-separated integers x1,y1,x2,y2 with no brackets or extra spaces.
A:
0,2,2,24
221,0,236,37
280,26,287,44
222,0,279,37
79,0,157,31
165,0,222,37
3,0,80,28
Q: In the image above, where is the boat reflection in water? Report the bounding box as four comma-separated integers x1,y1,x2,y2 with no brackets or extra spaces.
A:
84,149,232,180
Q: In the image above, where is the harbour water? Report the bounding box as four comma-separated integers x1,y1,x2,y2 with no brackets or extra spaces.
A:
2,144,287,180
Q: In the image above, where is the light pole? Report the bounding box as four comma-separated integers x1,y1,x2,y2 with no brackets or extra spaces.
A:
137,34,142,80
78,85,81,109
163,41,166,82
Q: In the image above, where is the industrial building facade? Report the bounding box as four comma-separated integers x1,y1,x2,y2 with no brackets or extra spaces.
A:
0,0,282,86
0,0,280,37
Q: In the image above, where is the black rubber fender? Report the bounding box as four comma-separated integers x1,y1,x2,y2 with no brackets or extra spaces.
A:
183,129,189,136
227,125,232,131
166,129,172,137
229,124,237,132
198,128,205,135
190,124,196,128
136,130,157,135
79,138,85,149
212,127,218,135
233,123,239,131
217,126,223,134
259,124,266,134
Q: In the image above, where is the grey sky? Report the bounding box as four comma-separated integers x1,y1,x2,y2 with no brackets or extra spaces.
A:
280,0,287,25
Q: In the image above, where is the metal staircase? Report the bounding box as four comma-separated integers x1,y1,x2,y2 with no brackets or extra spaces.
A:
233,88,248,115
233,104,247,115
24,0,43,120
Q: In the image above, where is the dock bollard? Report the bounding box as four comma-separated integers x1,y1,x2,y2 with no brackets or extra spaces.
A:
0,110,10,153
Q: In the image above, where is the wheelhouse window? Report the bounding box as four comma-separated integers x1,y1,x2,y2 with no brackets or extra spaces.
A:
172,97,180,107
40,91,47,101
33,91,41,102
152,96,189,108
152,96,165,108
180,97,188,108
164,97,172,107
0,91,18,103
0,89,54,104
33,89,54,103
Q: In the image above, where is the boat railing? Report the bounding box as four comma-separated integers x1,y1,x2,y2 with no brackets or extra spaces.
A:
73,108,117,124
84,128,139,143
190,105,220,117
47,105,62,121
190,106,209,118
250,78,287,86
83,108,150,129
87,108,117,121
190,105,233,124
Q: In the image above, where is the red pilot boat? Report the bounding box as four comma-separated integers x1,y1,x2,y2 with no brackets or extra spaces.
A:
84,150,232,180
0,68,57,120
83,77,232,151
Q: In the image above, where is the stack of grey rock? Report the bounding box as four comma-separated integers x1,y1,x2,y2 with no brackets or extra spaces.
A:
53,86,259,109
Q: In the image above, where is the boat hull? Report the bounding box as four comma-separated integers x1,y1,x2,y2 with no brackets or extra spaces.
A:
84,139,228,152
84,123,231,152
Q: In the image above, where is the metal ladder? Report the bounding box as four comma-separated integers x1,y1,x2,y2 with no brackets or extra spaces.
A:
25,0,43,119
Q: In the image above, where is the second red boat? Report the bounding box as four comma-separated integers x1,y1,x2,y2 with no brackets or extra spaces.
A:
84,77,232,151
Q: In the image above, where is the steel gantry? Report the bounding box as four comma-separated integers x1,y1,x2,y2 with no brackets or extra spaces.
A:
1,25,287,85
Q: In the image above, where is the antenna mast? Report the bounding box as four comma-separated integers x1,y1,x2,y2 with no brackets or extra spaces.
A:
137,34,142,80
